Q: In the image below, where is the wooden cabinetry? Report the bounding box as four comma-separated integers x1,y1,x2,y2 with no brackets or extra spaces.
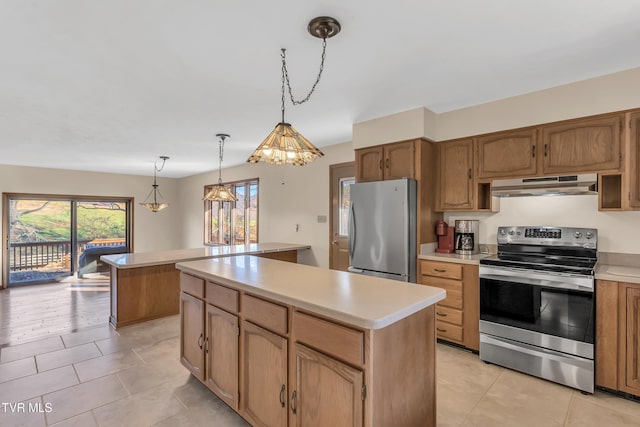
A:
292,343,363,427
477,129,537,179
541,115,622,174
179,265,439,427
354,138,440,246
436,139,475,211
205,304,238,410
595,279,640,396
240,321,288,427
418,259,479,351
355,140,415,182
628,112,640,209
180,291,205,381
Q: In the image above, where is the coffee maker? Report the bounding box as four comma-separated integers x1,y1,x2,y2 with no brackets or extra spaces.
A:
435,220,454,253
454,220,479,254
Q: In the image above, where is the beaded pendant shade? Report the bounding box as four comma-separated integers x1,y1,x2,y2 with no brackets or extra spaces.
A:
140,156,170,213
247,17,340,166
204,134,237,202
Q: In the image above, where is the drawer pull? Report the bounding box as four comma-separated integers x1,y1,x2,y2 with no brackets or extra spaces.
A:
436,312,447,317
204,337,209,354
437,328,447,333
291,390,297,414
434,268,446,273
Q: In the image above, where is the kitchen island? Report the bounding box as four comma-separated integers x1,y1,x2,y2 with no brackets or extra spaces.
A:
176,256,446,427
101,243,310,328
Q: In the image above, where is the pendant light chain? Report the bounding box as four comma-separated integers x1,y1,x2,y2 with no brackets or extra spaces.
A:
281,36,327,107
218,135,226,184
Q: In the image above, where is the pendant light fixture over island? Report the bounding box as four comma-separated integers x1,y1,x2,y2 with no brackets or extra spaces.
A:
140,155,170,213
247,16,341,166
204,133,237,202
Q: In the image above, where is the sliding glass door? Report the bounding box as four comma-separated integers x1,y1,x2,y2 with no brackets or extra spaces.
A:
4,195,132,286
7,199,73,285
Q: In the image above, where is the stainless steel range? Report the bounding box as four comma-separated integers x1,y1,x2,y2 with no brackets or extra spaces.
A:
479,226,597,393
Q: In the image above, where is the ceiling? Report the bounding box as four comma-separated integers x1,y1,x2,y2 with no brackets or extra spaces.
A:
2,0,640,178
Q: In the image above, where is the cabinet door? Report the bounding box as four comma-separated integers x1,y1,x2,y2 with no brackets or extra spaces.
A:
383,140,415,180
240,321,288,427
180,292,204,381
595,280,618,389
629,113,640,209
292,343,363,427
355,147,383,182
621,283,640,394
437,139,474,210
477,130,537,178
205,304,239,410
541,115,622,174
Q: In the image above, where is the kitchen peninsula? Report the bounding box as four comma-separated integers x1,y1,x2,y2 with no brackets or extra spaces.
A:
176,256,446,426
101,243,310,328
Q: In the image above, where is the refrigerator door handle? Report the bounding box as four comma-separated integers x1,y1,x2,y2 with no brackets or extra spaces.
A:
348,201,356,259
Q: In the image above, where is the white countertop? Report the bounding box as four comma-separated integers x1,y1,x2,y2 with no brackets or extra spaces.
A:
176,256,446,330
596,264,640,285
418,252,489,265
101,242,310,269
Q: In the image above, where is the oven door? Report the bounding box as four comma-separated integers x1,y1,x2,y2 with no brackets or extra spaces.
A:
479,265,594,359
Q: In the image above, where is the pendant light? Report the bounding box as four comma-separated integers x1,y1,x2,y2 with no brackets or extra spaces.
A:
247,16,341,166
140,156,170,213
204,133,237,202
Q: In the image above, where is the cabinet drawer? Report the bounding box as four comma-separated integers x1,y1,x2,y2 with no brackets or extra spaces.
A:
420,276,463,309
436,320,463,343
242,294,288,336
420,260,462,280
435,305,463,326
293,311,364,366
180,273,204,299
206,282,238,313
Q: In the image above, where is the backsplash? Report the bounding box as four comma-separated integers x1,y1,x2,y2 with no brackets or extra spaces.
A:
444,194,640,254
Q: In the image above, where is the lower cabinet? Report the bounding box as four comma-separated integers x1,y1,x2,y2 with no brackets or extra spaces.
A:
292,343,363,427
205,304,239,410
418,259,480,351
240,321,288,427
595,279,640,397
180,291,205,381
180,271,437,427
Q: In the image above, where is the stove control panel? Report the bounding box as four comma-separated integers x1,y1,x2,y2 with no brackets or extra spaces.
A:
497,226,597,248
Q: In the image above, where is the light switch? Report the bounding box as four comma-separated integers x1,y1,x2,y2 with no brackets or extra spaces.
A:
317,215,327,223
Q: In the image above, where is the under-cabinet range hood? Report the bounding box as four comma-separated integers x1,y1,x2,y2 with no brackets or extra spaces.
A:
491,173,598,197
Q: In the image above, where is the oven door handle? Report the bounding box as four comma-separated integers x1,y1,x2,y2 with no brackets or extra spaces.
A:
479,266,593,292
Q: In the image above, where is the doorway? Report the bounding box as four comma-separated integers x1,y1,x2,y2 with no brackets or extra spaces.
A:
329,162,355,271
3,194,133,287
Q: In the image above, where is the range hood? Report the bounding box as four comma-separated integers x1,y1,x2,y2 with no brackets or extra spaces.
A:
491,173,598,197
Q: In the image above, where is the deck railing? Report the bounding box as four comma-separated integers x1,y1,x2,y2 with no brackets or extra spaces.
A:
9,239,126,271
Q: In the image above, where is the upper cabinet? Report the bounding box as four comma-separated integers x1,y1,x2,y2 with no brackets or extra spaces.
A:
355,140,415,182
629,112,640,209
437,139,474,211
477,129,538,179
541,114,623,174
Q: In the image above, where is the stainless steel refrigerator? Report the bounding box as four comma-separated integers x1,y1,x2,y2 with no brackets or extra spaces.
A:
347,178,417,282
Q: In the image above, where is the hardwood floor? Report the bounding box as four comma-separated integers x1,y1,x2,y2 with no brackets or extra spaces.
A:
0,275,110,346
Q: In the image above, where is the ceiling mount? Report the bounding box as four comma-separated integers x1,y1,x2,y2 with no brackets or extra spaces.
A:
307,16,341,39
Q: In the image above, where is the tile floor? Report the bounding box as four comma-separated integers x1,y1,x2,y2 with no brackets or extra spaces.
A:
0,315,639,426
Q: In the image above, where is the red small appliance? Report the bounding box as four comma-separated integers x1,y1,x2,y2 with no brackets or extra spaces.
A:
435,220,455,253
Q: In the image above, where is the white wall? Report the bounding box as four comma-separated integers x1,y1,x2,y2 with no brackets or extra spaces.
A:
0,164,182,278
176,142,355,268
445,195,640,254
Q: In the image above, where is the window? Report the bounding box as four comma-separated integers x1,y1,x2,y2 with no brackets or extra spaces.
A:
339,177,355,236
204,179,258,245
